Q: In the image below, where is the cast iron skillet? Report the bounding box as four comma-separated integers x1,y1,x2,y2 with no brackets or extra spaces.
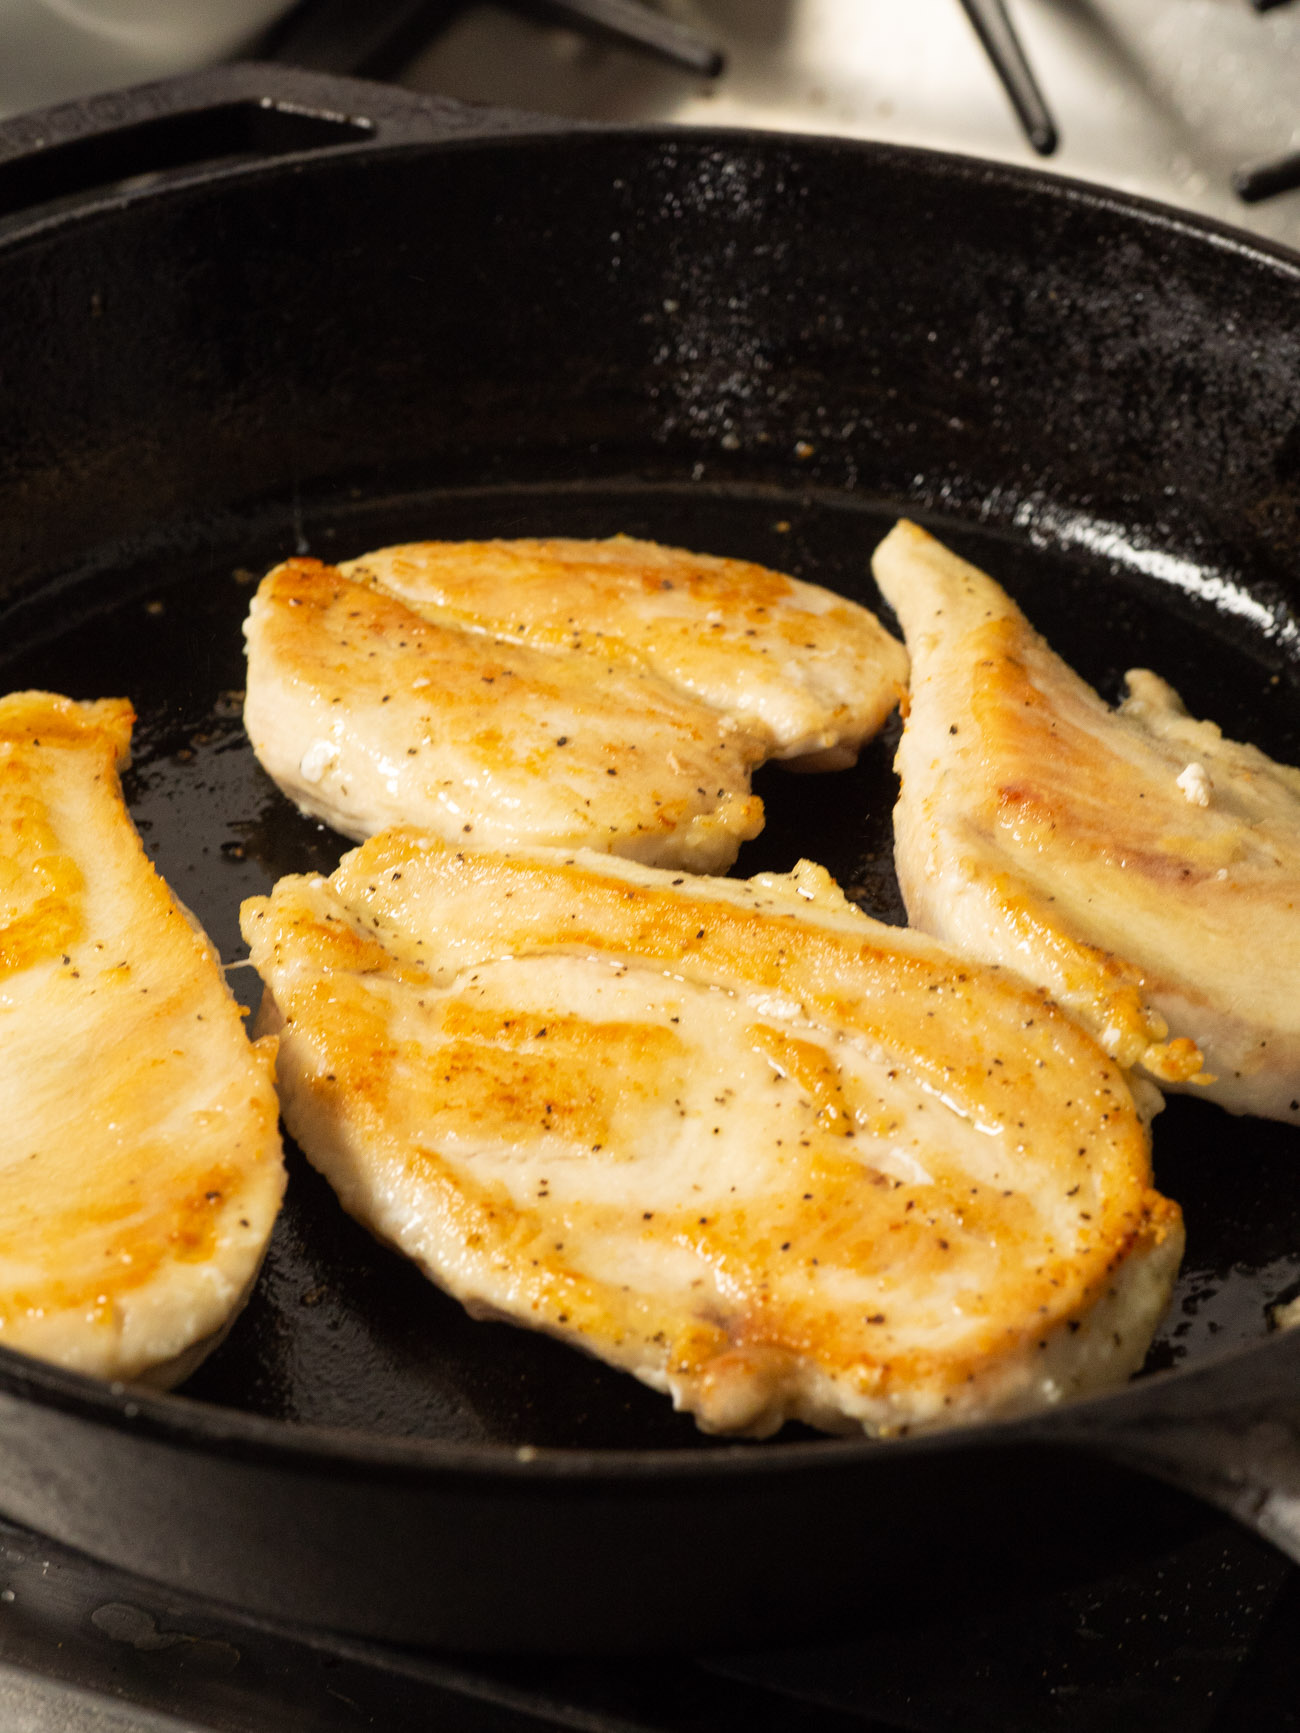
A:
2,65,1300,1654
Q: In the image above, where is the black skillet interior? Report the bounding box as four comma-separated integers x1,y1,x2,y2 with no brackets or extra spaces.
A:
3,99,1300,1499
5,479,1300,1452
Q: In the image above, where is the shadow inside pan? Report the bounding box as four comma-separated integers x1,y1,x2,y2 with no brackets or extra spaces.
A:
7,476,1300,1452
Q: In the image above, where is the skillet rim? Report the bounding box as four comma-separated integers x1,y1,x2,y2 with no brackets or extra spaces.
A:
5,96,1300,278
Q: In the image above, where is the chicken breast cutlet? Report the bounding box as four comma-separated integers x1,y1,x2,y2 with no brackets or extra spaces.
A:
874,518,1300,1121
0,692,285,1385
242,833,1181,1438
243,536,907,872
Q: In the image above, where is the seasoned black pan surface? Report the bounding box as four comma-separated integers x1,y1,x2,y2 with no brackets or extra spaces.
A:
2,67,1300,1650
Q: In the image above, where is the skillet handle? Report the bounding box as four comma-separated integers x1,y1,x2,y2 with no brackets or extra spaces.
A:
1053,1328,1300,1564
0,63,560,234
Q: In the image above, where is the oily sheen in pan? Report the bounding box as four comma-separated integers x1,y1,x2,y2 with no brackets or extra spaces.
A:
0,692,285,1385
874,518,1300,1122
242,834,1182,1438
242,535,908,872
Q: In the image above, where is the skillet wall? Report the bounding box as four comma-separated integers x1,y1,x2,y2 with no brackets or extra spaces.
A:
4,129,1300,617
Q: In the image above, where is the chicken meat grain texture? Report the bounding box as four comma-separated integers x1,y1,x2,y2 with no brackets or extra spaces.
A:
0,692,285,1385
874,518,1300,1121
242,833,1182,1438
243,536,908,873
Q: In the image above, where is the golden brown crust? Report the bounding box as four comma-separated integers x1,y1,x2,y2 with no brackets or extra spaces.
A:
243,534,908,873
340,533,910,760
244,558,767,869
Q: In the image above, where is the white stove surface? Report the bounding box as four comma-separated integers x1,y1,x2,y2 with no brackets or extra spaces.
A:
403,0,1300,252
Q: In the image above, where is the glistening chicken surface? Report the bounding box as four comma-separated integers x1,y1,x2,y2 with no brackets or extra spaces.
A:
243,536,907,872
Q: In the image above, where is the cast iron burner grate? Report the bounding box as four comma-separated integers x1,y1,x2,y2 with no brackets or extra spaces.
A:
261,0,1062,151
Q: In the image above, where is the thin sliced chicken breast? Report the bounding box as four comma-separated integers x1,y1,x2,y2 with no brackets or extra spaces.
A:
243,537,907,873
0,691,285,1385
241,833,1181,1438
874,518,1300,1121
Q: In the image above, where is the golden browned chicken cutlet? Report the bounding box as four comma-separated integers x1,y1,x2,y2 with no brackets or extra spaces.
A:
874,518,1300,1121
243,536,907,872
242,833,1181,1438
0,692,285,1384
